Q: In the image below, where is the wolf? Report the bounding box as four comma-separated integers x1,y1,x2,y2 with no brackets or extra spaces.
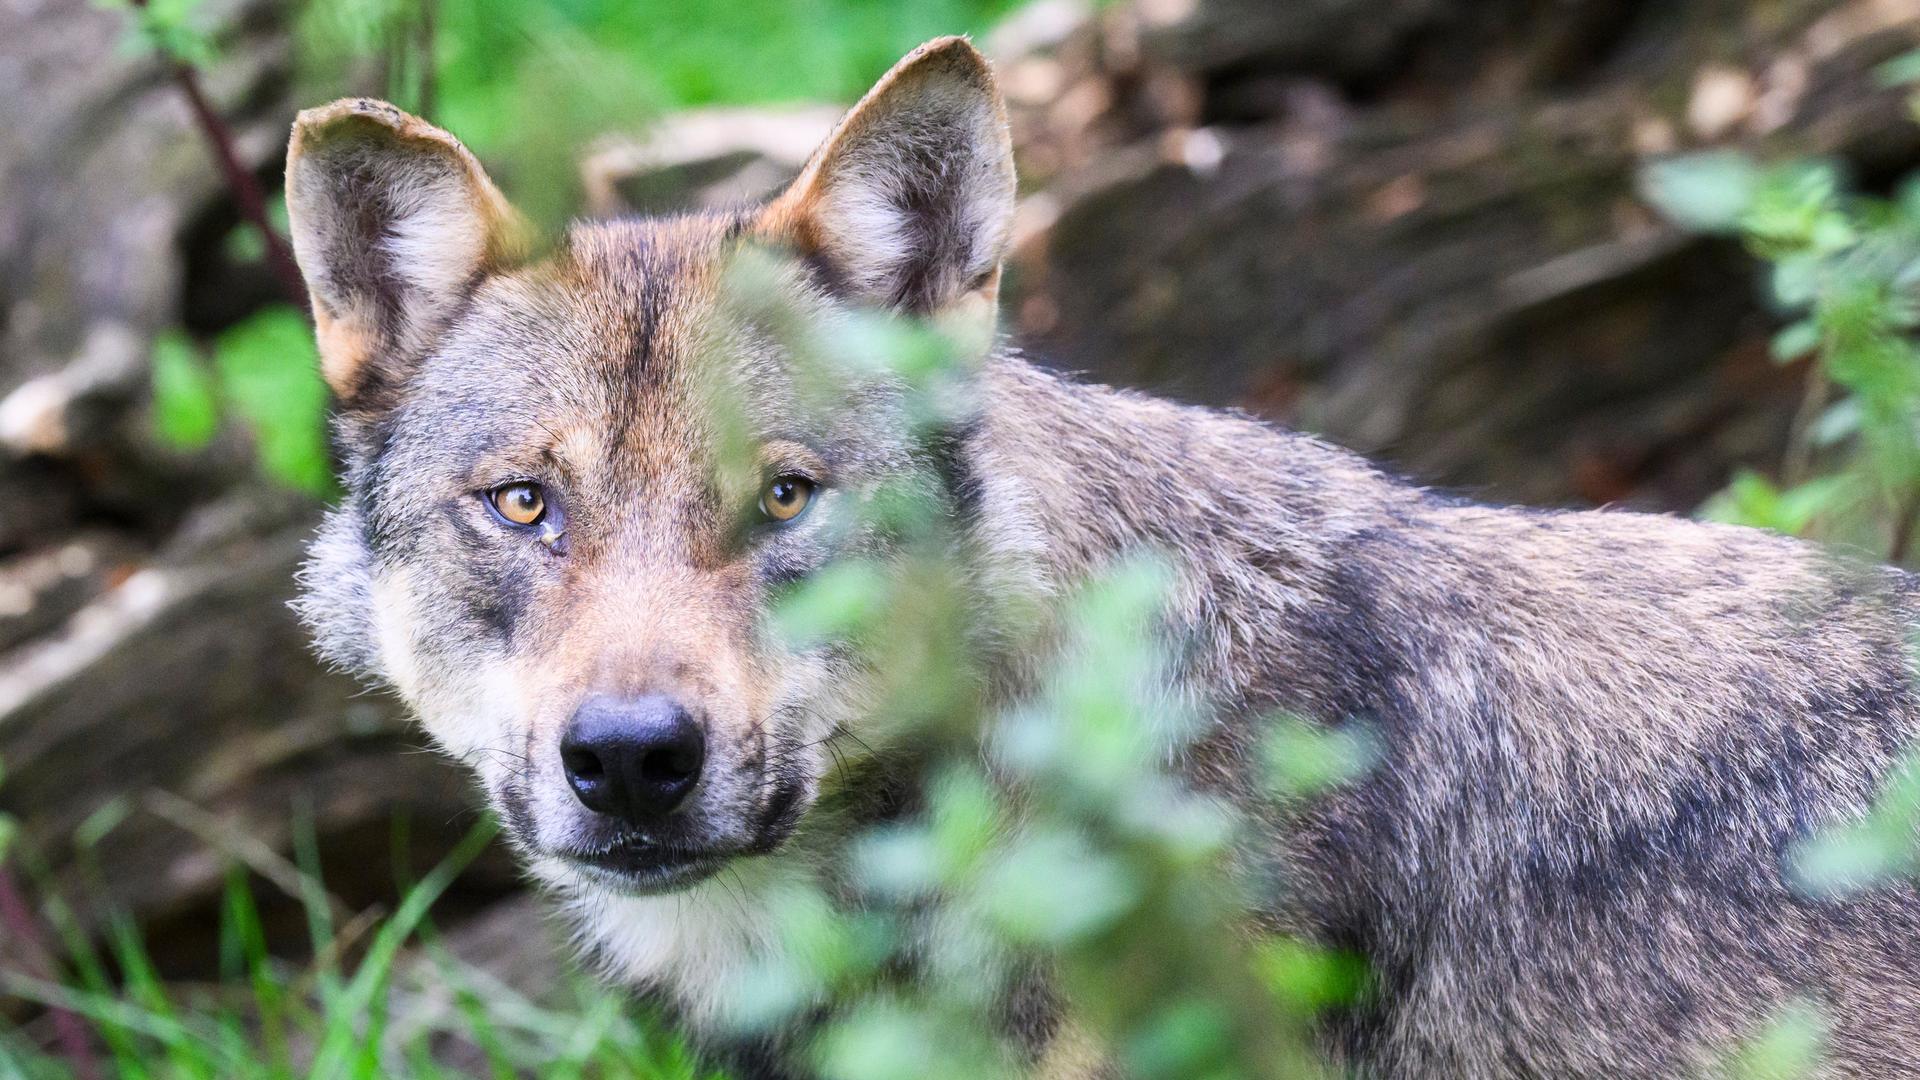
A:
285,36,1920,1079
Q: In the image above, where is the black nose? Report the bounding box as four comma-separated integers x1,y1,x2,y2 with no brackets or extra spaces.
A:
560,695,706,825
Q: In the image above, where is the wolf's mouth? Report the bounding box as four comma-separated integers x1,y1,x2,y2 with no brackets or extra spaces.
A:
562,841,728,894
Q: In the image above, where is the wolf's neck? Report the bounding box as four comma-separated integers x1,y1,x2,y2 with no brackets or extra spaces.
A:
969,354,1406,593
965,353,1414,698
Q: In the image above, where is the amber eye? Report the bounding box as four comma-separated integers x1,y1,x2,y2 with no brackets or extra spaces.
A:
489,482,547,526
760,475,815,522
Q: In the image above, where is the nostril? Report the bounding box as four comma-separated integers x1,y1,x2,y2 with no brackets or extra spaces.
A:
562,746,606,783
640,744,699,784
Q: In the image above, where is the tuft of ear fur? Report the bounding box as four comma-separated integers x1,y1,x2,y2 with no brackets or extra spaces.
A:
285,99,525,402
760,37,1016,318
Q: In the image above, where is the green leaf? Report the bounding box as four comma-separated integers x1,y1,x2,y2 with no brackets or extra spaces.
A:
850,825,943,901
1639,153,1763,233
1254,939,1371,1012
1877,48,1920,88
150,330,221,448
1719,999,1827,1080
925,766,1003,880
1769,254,1821,308
1789,823,1907,896
1701,471,1779,527
979,829,1138,946
1266,715,1378,797
1699,470,1848,535
1769,320,1820,364
1739,163,1851,289
95,0,220,66
1123,998,1233,1079
210,306,334,496
1809,397,1861,447
1774,476,1851,533
811,1001,944,1080
773,559,889,648
1789,754,1920,897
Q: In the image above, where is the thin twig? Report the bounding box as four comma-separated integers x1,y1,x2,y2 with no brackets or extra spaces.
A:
127,0,308,308
170,67,308,306
0,867,101,1080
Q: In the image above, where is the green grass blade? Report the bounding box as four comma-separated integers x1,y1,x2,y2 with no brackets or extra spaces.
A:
307,819,499,1076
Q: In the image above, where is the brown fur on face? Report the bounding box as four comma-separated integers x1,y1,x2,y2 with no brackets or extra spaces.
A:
291,36,1920,1080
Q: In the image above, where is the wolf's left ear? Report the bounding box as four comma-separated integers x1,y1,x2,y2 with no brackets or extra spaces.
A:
760,37,1016,318
285,99,525,403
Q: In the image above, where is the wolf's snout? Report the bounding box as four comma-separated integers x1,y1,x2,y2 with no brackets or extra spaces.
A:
560,695,706,825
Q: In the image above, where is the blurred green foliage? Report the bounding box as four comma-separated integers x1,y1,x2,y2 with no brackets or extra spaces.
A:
208,308,334,497
1717,1000,1828,1080
149,333,221,450
150,307,334,497
0,762,15,871
94,0,220,66
1642,51,1920,560
303,0,1028,119
1788,755,1920,896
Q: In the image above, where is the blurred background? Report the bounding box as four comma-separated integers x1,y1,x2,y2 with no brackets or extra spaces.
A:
5,0,1920,1070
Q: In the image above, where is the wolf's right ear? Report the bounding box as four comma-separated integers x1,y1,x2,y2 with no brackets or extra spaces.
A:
285,99,524,402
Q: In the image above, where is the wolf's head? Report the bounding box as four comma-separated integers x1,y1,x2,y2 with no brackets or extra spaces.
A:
286,39,1015,898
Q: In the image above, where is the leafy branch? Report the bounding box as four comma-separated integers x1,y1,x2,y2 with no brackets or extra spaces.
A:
1642,106,1920,560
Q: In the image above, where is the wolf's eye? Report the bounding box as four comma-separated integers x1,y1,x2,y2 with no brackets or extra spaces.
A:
489,482,547,526
760,475,814,522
